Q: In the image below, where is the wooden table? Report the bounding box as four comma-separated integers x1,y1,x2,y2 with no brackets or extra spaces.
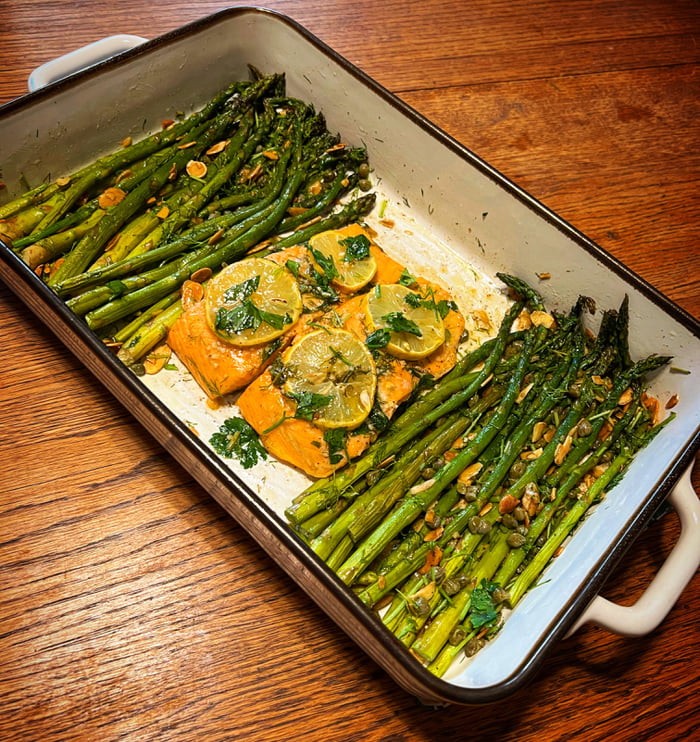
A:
1,2,698,740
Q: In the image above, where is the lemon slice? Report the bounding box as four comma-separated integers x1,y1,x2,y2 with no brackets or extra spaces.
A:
205,257,302,346
366,283,446,360
308,229,377,292
282,328,377,429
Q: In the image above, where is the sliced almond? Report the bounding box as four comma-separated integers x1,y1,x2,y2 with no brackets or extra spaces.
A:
531,310,555,328
498,494,519,514
56,176,71,187
665,393,680,410
554,434,573,466
410,582,436,602
190,267,212,283
98,187,126,209
471,309,492,332
424,526,444,543
206,140,229,156
516,382,534,404
417,546,443,575
618,387,634,406
143,343,171,374
186,160,208,179
532,421,548,443
514,309,532,331
457,462,483,485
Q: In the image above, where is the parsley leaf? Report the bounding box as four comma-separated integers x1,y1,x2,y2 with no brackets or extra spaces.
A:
107,279,128,297
366,328,391,349
470,579,500,629
215,300,290,334
398,268,418,287
223,275,260,302
437,298,458,319
288,390,333,421
339,234,371,262
404,291,423,308
310,246,339,280
381,311,422,336
323,428,346,465
210,417,268,469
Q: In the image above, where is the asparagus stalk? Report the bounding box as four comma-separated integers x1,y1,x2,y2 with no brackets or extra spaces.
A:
285,299,526,525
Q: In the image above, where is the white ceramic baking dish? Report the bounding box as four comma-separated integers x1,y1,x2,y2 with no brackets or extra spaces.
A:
1,7,698,707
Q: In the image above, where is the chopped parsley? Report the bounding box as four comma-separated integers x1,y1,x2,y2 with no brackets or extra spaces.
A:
398,268,418,287
469,579,501,629
323,428,346,465
288,390,333,421
366,328,391,350
216,300,291,334
339,233,371,262
381,311,422,336
210,417,268,469
107,279,128,297
310,246,339,280
223,274,259,302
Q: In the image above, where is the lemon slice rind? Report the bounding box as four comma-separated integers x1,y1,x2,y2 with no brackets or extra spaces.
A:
204,257,303,346
308,229,377,292
366,283,446,360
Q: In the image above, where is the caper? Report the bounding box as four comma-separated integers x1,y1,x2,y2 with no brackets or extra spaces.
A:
421,466,436,479
509,460,527,481
492,586,510,604
457,483,479,502
427,512,443,528
366,469,383,486
408,596,431,617
357,162,371,178
432,566,446,585
442,574,469,596
463,638,484,658
576,419,593,437
442,577,461,596
516,524,529,537
507,532,527,548
468,516,492,535
502,513,518,530
358,178,372,191
131,363,146,376
448,627,467,646
513,506,527,522
568,382,583,398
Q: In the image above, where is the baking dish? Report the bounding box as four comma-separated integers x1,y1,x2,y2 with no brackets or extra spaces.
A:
1,6,698,706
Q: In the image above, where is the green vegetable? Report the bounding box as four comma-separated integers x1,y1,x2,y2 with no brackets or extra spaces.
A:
210,417,268,469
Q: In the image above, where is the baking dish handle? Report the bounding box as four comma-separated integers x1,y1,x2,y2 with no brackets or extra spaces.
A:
566,462,700,638
28,35,148,92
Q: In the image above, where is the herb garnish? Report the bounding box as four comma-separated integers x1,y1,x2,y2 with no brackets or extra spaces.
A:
469,579,501,629
323,428,347,465
210,417,268,469
381,311,422,336
288,390,333,421
339,233,371,262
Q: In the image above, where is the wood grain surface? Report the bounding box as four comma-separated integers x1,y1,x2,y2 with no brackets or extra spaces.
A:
1,1,698,740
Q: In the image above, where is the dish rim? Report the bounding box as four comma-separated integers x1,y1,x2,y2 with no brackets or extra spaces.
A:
1,5,698,706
